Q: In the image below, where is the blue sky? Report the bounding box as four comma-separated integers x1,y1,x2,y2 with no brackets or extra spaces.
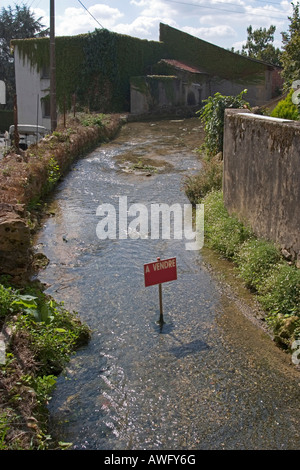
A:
2,0,292,50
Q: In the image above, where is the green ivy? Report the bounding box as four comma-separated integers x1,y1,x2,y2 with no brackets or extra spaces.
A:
198,90,250,157
12,29,166,113
160,23,267,82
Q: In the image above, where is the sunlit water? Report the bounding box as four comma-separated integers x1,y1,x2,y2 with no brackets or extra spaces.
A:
35,119,300,450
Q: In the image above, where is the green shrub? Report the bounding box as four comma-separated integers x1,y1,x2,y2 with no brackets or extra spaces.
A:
183,154,223,205
235,238,281,290
0,285,15,317
257,263,300,318
11,297,90,375
270,90,299,120
198,90,250,157
202,190,252,259
79,113,105,127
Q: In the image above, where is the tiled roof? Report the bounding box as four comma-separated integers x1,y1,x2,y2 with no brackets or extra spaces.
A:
160,59,206,74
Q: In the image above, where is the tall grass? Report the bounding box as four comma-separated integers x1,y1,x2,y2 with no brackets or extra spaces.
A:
195,190,300,349
184,89,300,351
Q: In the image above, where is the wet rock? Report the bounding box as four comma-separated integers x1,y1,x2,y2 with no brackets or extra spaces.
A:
32,252,50,270
0,203,32,276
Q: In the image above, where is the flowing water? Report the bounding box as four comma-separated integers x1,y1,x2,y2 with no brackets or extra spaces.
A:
35,118,300,450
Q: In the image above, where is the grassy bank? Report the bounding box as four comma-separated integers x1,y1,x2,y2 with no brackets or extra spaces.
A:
184,166,300,351
185,91,300,356
0,282,90,449
0,113,123,449
0,113,122,208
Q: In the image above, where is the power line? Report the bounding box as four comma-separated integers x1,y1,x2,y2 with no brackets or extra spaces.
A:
77,0,104,29
28,0,43,9
164,0,289,20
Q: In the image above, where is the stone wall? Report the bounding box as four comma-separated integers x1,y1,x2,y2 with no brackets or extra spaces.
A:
130,74,210,116
223,109,300,265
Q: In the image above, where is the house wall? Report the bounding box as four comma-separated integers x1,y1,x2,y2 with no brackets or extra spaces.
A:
130,75,209,115
13,24,283,125
160,23,282,106
14,47,51,131
209,69,273,106
223,109,300,263
13,31,166,116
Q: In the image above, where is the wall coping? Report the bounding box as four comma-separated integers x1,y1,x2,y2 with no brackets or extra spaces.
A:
225,108,300,128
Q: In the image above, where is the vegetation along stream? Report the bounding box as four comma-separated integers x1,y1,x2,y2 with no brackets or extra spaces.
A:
35,118,300,450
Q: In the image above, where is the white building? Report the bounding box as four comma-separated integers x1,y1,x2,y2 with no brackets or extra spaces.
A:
14,45,51,132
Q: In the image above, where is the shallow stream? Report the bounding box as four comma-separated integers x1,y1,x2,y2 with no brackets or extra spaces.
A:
36,118,300,450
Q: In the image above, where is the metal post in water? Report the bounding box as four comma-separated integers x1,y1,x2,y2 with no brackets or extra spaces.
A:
157,257,165,327
158,283,164,326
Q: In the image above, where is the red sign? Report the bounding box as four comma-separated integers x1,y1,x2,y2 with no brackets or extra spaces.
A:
144,257,177,287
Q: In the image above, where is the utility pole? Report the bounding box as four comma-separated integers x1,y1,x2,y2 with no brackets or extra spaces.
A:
50,0,57,132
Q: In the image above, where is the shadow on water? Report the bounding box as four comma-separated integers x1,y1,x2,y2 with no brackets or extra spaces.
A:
154,321,209,357
168,338,209,358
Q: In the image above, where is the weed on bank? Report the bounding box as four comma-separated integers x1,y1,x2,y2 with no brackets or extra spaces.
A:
201,190,300,350
0,281,90,449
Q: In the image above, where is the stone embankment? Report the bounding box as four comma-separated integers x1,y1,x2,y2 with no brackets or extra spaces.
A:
0,114,124,280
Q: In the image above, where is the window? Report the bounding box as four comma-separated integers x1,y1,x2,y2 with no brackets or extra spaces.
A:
41,66,50,79
41,96,50,118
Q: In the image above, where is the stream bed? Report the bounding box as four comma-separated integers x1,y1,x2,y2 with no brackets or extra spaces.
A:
35,118,300,450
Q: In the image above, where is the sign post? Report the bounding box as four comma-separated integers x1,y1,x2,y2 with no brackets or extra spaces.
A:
0,81,6,105
144,257,177,326
158,282,163,325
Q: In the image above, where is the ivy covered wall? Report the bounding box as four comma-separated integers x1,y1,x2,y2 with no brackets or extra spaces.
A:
0,110,14,132
159,23,268,83
12,29,166,113
12,23,278,114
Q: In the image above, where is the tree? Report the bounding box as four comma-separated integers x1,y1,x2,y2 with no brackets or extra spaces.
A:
281,2,300,88
0,4,49,108
241,25,282,66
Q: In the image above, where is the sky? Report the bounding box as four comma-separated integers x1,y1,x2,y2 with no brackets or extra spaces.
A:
1,0,293,51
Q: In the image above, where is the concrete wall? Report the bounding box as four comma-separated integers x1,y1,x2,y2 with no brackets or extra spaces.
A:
223,109,300,264
14,47,51,131
130,75,209,115
210,69,274,107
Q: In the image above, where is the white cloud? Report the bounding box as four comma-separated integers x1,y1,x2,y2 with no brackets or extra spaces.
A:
130,0,149,6
89,4,124,22
114,16,159,37
114,15,177,39
232,40,246,51
30,0,291,50
55,4,124,36
183,24,236,41
112,0,178,39
31,7,49,27
139,0,177,18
